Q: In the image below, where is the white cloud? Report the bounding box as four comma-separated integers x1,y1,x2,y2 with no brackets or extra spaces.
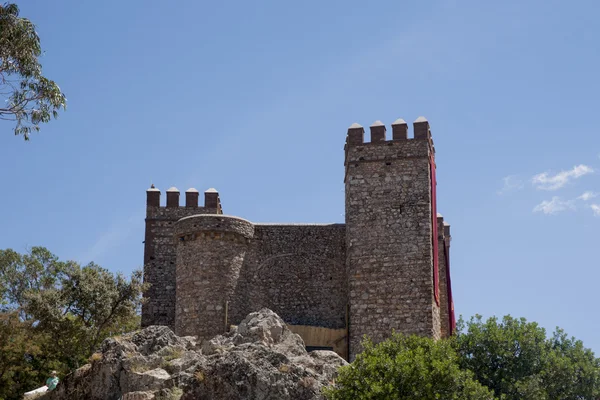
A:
578,191,598,201
533,197,576,215
534,194,600,217
532,165,594,191
497,175,524,195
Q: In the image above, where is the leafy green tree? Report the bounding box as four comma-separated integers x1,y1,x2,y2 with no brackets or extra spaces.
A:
0,247,146,399
25,261,147,368
323,333,494,400
0,312,44,400
0,3,66,139
0,247,68,318
456,315,600,400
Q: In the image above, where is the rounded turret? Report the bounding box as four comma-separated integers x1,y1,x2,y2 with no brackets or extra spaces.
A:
174,214,254,338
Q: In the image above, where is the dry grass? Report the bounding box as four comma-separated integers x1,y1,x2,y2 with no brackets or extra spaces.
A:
88,352,103,363
299,376,316,388
156,387,184,400
129,359,151,373
278,364,290,373
163,348,184,361
194,369,205,382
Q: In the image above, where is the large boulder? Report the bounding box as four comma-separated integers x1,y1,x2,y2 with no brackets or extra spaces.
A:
42,309,347,400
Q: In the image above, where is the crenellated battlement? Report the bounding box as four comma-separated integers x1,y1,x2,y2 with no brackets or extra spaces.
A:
344,116,432,147
344,117,435,183
146,185,222,212
175,214,255,241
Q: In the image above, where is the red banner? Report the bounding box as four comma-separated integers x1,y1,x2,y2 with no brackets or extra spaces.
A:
430,154,440,306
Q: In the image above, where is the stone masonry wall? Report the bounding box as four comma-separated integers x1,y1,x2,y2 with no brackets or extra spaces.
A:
174,215,254,339
231,224,347,330
142,189,220,328
345,120,440,359
437,216,450,338
141,118,454,360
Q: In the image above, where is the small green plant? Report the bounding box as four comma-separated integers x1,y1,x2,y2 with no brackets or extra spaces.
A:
128,359,151,373
156,387,184,400
163,347,184,361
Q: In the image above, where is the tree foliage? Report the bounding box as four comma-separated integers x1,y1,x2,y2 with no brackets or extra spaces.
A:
456,315,600,400
324,333,494,400
0,312,48,398
0,3,66,139
325,315,600,400
0,247,146,400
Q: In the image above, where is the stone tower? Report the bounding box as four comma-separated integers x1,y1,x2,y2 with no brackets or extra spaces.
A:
344,117,442,357
142,186,222,328
174,214,254,339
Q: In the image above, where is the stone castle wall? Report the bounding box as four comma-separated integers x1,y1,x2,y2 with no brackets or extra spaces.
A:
344,119,441,357
144,207,347,340
438,217,452,338
231,224,347,329
141,117,454,361
142,188,220,328
174,215,255,338
437,216,449,338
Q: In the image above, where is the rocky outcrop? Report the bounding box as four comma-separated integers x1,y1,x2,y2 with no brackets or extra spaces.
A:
42,309,347,400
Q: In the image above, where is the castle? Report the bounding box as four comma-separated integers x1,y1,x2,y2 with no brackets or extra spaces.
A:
142,117,455,360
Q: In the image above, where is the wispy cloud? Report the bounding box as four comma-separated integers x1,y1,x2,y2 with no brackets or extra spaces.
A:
532,165,594,191
497,175,524,195
533,192,600,217
533,197,576,215
80,210,144,264
578,191,598,201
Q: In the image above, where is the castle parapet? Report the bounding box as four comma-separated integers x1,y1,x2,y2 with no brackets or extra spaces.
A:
344,117,435,184
444,221,451,242
346,123,364,145
185,188,199,207
166,187,180,208
145,186,222,212
370,120,386,142
391,118,408,140
205,188,222,213
345,116,433,145
175,214,255,242
146,184,160,207
413,116,431,140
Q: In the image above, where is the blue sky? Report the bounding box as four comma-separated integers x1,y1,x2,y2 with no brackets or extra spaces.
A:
1,1,599,352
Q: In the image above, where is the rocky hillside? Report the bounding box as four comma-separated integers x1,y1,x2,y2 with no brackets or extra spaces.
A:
40,309,347,400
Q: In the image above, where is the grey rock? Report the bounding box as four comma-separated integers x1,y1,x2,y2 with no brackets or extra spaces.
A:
121,368,171,394
122,391,156,400
41,309,346,400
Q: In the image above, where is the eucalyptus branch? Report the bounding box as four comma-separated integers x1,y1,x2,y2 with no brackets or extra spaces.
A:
0,3,66,139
